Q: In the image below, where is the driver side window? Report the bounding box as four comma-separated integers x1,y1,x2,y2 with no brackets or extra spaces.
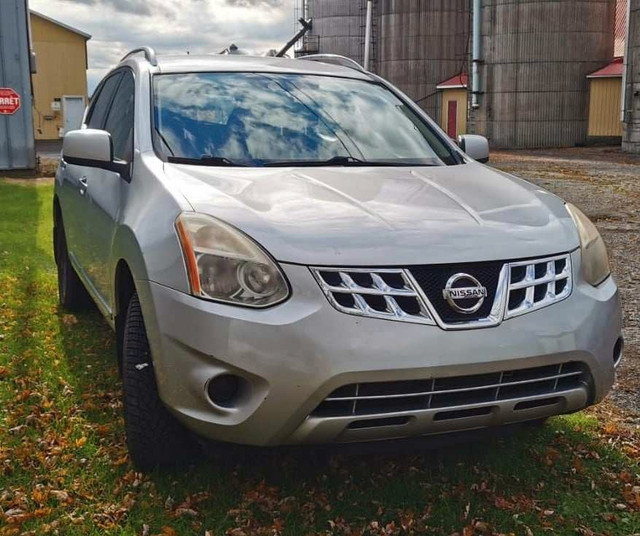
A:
104,71,135,162
86,73,122,130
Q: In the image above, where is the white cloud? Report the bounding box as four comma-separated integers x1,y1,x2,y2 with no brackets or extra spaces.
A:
30,0,297,93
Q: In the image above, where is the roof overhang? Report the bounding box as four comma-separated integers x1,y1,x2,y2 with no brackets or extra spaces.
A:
30,10,92,40
436,73,468,90
587,57,623,79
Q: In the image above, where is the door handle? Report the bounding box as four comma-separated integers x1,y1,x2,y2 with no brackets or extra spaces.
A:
78,176,88,196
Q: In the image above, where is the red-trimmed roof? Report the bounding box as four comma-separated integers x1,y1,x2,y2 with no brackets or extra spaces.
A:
436,73,468,89
587,57,623,78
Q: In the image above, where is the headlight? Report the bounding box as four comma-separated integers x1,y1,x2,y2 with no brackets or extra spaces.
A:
175,213,289,307
565,203,610,286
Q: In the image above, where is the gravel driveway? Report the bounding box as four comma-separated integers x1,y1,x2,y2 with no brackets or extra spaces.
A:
491,147,640,415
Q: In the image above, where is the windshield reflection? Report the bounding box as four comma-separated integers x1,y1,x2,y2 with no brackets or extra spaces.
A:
153,73,455,167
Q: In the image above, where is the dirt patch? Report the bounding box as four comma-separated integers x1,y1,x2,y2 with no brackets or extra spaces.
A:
491,147,640,415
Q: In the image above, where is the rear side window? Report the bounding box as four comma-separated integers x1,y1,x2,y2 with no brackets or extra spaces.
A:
86,72,122,129
103,71,135,161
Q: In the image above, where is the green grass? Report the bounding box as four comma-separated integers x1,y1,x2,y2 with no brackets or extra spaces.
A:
0,179,638,536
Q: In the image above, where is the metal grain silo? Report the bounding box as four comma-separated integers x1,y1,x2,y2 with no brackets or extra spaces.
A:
470,0,616,148
376,0,470,119
305,0,367,65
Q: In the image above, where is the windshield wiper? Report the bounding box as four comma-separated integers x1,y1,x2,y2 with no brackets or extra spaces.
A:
263,155,366,167
167,155,248,167
263,155,434,167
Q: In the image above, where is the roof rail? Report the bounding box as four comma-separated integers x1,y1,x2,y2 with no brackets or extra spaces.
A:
298,54,365,72
121,46,158,66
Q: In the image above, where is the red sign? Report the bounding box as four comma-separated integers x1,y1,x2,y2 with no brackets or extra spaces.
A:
0,88,21,115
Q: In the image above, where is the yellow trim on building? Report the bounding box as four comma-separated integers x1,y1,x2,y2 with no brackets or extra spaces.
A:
587,77,622,138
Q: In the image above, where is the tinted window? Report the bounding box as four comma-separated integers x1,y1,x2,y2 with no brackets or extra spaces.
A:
153,73,458,166
86,73,122,129
104,71,135,161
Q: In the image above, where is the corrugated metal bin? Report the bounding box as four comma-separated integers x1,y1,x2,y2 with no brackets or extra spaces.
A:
0,0,36,170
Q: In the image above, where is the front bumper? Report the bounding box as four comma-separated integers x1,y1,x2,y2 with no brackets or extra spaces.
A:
137,251,622,446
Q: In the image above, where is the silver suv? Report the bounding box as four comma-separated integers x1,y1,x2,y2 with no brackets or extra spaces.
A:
54,48,623,471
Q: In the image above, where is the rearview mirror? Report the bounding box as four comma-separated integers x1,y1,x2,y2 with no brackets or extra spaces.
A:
62,129,130,179
458,134,489,163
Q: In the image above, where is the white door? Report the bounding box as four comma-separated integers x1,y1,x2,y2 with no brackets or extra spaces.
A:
62,96,85,135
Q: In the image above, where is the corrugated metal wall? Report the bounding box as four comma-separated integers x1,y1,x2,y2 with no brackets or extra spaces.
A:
470,0,616,149
588,77,622,137
622,0,640,153
377,0,469,120
307,0,366,66
306,0,469,118
0,0,36,170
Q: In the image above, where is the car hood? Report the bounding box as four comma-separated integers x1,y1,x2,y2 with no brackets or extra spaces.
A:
165,162,579,266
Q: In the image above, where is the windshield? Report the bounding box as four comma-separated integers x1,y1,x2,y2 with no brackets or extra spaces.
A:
153,72,459,167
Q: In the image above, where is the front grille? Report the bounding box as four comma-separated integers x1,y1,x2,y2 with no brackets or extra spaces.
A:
311,362,588,418
505,254,572,318
311,252,574,329
409,261,504,323
311,268,435,325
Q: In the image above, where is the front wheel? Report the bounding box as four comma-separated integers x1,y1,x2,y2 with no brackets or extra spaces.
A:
122,292,200,471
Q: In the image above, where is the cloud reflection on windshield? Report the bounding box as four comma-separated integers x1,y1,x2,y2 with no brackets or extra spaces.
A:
154,73,444,165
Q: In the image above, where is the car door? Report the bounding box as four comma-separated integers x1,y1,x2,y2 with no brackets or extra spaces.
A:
58,72,122,288
82,70,135,309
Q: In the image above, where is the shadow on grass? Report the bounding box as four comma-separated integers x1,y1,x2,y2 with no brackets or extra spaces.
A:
54,299,637,534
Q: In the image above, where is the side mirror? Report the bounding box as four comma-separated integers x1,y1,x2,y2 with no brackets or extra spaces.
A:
458,134,489,164
63,129,112,164
62,129,129,178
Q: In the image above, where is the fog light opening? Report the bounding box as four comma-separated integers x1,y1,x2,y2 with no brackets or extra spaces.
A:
613,337,624,369
206,374,245,408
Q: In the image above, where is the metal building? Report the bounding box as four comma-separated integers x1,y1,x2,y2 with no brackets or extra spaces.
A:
301,0,469,122
303,0,367,65
469,0,616,148
302,0,620,149
587,58,624,143
377,0,469,122
30,11,91,141
0,0,36,170
622,0,640,153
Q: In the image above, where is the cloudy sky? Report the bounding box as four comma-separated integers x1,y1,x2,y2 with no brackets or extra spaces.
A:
29,0,297,93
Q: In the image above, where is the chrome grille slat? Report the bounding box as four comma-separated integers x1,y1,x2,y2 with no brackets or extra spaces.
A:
509,271,569,290
323,286,416,296
310,362,589,418
324,370,584,401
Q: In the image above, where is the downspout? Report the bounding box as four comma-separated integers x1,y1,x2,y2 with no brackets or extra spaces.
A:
472,0,482,108
363,0,373,71
621,0,631,122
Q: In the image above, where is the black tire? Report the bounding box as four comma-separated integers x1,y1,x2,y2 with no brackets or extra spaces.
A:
55,221,91,311
122,292,200,471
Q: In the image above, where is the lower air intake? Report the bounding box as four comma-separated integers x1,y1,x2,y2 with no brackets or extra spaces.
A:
311,362,589,418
